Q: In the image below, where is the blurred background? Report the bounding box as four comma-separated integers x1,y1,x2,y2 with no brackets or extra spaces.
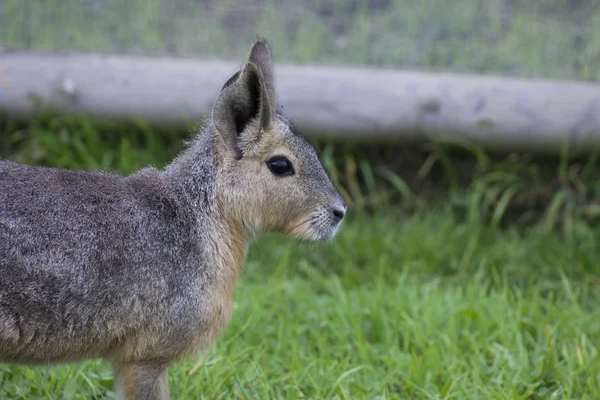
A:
2,0,600,79
2,1,600,399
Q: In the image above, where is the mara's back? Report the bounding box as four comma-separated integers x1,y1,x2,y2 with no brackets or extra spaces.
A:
0,160,194,363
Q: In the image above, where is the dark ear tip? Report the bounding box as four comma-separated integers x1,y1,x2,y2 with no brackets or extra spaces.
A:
253,36,269,48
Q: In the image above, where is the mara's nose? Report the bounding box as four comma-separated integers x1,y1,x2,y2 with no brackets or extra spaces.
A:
332,206,346,223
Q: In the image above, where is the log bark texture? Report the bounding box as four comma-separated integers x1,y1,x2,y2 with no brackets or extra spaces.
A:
2,49,600,154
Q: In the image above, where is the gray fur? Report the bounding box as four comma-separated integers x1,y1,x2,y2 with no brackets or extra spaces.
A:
0,40,345,399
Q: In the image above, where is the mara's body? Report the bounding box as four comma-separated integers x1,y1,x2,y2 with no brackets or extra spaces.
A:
0,140,230,365
0,40,346,399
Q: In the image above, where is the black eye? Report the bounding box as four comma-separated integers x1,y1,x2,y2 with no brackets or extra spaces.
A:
266,156,294,176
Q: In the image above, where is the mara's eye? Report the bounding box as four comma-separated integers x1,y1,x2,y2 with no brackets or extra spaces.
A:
266,156,294,176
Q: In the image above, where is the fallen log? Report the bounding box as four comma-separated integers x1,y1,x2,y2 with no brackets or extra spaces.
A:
2,49,600,154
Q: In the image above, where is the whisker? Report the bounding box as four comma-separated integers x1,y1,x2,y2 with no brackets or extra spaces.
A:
286,213,323,280
303,241,315,278
286,215,319,237
292,245,301,281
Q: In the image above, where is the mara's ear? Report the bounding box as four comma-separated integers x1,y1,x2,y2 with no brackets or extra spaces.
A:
219,40,276,104
247,40,277,112
211,59,273,158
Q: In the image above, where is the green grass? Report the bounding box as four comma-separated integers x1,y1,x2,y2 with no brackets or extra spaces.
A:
2,120,600,399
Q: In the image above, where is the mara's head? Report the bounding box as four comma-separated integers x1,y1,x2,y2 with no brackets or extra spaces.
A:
210,40,346,242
